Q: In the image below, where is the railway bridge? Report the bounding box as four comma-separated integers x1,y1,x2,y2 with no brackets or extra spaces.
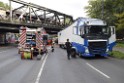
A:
0,0,73,34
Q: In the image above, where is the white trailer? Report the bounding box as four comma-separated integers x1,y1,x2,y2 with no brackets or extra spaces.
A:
58,17,116,57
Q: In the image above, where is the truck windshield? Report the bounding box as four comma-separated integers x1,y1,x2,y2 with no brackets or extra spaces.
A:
85,26,109,35
80,25,110,39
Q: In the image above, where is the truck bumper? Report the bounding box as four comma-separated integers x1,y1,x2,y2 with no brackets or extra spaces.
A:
82,53,109,57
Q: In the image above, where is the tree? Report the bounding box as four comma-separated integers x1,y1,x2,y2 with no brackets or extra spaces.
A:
85,0,102,18
85,0,124,39
0,1,4,8
0,1,10,10
85,0,117,25
115,12,124,39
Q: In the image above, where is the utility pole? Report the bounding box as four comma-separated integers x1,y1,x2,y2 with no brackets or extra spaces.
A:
101,0,104,20
9,0,12,22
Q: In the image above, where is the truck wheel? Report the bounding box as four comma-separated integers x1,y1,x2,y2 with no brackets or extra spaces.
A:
71,49,76,58
61,45,64,49
59,45,62,48
78,53,83,58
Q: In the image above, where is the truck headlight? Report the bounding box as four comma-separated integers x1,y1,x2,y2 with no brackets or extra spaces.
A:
106,48,109,52
85,47,89,53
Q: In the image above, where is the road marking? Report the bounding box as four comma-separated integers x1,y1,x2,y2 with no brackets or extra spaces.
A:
35,54,48,83
86,63,110,78
0,51,7,53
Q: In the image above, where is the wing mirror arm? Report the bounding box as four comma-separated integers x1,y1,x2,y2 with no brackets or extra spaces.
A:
80,34,85,38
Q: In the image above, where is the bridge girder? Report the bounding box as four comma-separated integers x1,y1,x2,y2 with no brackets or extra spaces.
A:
0,0,74,34
8,0,73,28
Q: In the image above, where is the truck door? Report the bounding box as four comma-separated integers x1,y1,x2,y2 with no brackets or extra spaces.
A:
108,26,116,44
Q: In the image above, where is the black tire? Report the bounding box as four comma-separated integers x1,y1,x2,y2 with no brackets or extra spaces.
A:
61,45,64,49
78,53,83,58
59,45,62,48
71,49,76,58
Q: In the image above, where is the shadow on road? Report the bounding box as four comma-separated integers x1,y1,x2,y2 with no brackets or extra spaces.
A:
79,56,108,60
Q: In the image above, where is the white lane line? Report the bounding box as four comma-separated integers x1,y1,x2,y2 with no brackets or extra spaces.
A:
86,63,110,78
0,51,7,53
35,54,48,83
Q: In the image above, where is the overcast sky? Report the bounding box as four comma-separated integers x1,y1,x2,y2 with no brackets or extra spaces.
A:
0,0,89,19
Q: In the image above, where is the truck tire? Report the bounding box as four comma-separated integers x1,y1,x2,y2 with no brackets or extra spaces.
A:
71,49,76,58
61,45,64,49
78,53,83,58
59,45,62,48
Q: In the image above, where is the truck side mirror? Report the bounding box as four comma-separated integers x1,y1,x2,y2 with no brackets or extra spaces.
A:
81,34,85,38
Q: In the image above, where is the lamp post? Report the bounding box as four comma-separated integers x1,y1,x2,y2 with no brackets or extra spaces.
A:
9,0,12,22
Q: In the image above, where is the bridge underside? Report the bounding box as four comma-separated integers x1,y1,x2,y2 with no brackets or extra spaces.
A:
0,24,61,34
0,20,62,34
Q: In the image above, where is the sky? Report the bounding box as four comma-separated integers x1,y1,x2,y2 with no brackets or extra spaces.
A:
0,0,89,19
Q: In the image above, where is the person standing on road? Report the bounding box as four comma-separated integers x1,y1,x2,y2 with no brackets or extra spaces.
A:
65,39,72,60
51,43,54,52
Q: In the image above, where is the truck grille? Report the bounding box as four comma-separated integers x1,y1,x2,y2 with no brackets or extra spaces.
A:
88,41,107,55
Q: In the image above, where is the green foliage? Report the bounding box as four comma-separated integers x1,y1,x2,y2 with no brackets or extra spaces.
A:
85,0,102,18
115,13,124,30
0,1,10,10
85,0,124,39
65,18,71,24
0,1,4,7
114,12,124,38
109,51,124,59
116,41,124,48
85,0,117,25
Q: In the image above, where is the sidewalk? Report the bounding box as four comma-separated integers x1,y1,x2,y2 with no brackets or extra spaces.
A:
113,47,124,53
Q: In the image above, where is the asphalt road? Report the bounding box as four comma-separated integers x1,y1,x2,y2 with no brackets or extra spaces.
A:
0,46,124,83
0,47,46,83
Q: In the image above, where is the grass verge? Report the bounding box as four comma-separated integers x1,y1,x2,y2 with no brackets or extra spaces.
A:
116,41,124,48
109,51,124,59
